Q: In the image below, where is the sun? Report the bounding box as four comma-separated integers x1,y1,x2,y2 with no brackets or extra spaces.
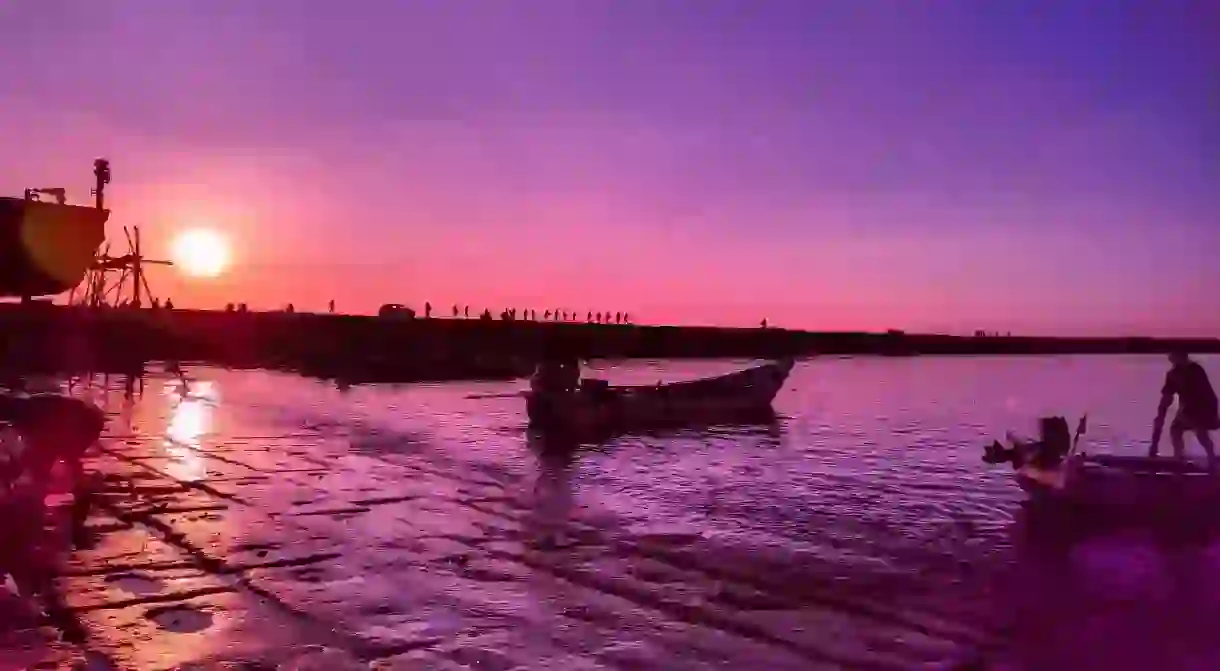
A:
170,228,231,278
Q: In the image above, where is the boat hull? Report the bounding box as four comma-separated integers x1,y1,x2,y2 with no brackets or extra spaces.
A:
0,198,107,297
1018,454,1220,512
526,358,795,437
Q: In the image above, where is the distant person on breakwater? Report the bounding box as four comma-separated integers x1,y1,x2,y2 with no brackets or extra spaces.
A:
1150,350,1218,465
452,304,459,318
425,302,432,318
329,300,335,313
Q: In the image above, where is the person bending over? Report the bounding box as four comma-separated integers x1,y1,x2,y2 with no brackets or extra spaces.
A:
0,393,107,546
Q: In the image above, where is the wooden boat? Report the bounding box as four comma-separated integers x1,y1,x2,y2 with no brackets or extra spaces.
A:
1015,452,1220,511
526,358,795,436
0,197,107,297
0,161,111,298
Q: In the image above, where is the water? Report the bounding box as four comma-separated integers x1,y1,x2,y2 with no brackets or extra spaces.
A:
59,355,1220,669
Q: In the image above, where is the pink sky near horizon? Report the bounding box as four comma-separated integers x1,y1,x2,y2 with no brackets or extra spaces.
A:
0,2,1216,337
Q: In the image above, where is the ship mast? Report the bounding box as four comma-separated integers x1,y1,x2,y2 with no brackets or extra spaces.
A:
92,158,110,210
69,159,174,308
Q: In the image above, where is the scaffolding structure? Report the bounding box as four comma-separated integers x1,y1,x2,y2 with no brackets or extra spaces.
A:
69,225,173,308
67,160,174,308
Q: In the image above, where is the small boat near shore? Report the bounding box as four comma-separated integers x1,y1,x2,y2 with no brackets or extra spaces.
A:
1011,452,1220,510
983,417,1220,512
526,358,795,437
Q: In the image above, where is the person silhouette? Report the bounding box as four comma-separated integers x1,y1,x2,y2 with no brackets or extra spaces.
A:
1151,350,1218,465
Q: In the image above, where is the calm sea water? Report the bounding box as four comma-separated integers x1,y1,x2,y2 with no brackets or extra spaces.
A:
73,355,1220,668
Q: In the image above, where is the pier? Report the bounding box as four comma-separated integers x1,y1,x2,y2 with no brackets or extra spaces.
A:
0,303,1216,384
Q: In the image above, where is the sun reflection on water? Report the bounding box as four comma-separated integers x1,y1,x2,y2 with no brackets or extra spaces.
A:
164,379,216,483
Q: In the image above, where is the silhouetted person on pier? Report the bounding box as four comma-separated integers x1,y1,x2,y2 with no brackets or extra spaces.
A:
164,299,174,310
587,311,592,322
286,303,295,313
760,318,768,328
452,304,459,318
1151,350,1218,466
329,300,335,313
615,312,622,324
225,303,234,312
425,302,432,318
239,303,248,312
624,313,630,323
464,306,470,318
544,310,551,320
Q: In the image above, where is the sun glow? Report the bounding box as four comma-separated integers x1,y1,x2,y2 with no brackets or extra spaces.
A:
171,228,231,278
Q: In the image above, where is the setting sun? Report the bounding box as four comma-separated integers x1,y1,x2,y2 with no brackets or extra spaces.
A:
170,228,231,278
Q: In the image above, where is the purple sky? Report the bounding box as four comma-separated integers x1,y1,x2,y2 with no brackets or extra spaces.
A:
1,1,1216,335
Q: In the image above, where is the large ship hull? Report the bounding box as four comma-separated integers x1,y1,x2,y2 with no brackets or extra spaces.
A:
0,197,107,297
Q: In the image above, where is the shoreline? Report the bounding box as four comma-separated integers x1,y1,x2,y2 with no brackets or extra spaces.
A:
0,303,1215,383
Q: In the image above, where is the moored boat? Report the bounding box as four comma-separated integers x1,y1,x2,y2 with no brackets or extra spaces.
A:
526,358,796,437
984,418,1220,511
0,160,110,298
1015,453,1220,511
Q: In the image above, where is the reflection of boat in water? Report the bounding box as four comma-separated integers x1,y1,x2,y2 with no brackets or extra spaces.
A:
0,160,110,298
526,358,794,437
528,407,783,445
960,492,1220,670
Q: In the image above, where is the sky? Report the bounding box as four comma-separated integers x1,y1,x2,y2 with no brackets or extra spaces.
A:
0,1,1216,336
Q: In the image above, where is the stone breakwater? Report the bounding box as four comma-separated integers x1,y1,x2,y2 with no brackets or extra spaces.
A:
4,429,996,669
1,303,1217,384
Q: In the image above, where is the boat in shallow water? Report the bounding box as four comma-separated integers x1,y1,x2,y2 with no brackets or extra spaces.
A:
526,358,795,437
1005,452,1220,512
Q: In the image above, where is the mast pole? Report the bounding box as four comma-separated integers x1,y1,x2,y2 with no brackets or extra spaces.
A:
133,225,143,307
92,158,110,210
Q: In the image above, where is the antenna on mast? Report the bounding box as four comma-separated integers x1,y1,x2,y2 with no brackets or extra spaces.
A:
92,158,110,210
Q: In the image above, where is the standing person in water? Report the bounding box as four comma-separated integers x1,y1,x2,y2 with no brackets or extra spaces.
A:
1150,350,1219,465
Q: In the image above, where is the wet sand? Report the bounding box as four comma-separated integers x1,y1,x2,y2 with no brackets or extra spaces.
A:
20,423,981,669
5,357,1220,669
